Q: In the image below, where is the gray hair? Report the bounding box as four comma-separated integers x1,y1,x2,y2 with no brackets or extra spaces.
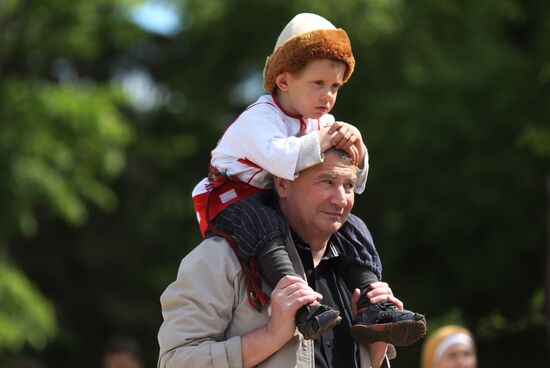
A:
323,148,354,165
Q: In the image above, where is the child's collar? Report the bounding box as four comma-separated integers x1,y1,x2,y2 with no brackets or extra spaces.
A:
271,93,303,120
271,93,307,133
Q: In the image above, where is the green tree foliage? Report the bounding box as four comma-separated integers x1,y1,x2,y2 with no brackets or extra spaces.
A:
0,253,55,351
0,0,548,366
0,81,132,235
0,0,137,356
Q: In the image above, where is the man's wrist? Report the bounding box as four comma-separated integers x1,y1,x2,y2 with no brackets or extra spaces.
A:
242,323,293,368
367,342,389,368
265,320,294,348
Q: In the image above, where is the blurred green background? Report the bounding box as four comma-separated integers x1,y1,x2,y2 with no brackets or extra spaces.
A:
1,0,549,366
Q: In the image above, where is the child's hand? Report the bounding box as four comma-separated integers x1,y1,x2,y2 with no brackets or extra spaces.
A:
319,124,358,163
328,121,359,165
326,121,344,135
318,126,337,153
328,122,365,167
345,142,359,165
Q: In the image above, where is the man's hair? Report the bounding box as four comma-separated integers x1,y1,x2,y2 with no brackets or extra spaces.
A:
324,148,354,165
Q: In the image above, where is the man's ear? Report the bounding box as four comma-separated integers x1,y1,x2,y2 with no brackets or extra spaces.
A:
275,72,290,92
273,176,290,198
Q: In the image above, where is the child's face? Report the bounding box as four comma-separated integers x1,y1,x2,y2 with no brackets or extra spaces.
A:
280,59,346,119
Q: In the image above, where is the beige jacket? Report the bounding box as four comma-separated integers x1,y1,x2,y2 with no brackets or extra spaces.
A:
157,235,395,368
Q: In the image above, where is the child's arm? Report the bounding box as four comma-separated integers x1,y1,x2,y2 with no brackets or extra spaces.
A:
293,126,335,174
219,113,311,181
318,125,338,153
220,111,343,181
216,108,364,184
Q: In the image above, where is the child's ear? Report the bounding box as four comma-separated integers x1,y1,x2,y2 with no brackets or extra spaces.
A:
275,72,290,92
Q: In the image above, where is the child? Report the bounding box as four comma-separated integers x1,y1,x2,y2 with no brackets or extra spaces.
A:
192,13,426,346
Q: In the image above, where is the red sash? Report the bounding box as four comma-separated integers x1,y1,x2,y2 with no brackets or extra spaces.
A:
193,181,264,236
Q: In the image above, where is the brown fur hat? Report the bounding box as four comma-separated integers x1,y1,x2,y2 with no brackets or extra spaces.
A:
263,13,355,93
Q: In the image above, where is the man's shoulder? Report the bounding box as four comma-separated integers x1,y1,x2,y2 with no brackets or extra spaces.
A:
186,236,235,259
179,236,242,277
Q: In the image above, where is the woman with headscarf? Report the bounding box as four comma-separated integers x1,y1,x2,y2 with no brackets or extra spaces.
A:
421,325,477,368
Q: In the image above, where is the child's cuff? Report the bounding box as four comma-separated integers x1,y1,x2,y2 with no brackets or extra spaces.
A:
295,132,323,175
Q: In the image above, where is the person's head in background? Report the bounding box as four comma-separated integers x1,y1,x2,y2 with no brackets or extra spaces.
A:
102,337,144,368
421,325,477,368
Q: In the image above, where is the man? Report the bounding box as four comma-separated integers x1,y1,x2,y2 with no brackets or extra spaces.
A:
157,149,404,367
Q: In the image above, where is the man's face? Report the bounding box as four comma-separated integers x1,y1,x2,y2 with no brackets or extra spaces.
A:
283,59,346,119
278,151,357,242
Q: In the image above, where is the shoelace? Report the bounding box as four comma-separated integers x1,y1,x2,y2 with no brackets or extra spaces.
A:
377,301,398,311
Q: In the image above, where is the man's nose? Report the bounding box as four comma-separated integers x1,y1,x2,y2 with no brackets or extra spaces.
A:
330,186,348,207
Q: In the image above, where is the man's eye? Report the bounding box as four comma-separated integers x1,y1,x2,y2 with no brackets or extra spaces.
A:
314,81,324,87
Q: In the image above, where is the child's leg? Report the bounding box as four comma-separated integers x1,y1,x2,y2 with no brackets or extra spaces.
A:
256,238,299,289
209,192,341,339
341,263,379,311
335,213,427,346
256,237,342,340
333,213,382,300
209,192,294,288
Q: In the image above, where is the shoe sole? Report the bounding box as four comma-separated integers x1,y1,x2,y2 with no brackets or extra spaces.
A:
303,315,343,340
350,320,427,346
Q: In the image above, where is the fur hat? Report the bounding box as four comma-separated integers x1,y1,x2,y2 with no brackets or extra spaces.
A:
263,13,355,93
421,325,475,368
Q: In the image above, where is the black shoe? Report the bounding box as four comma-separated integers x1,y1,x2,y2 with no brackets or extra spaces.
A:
350,301,426,346
296,304,342,340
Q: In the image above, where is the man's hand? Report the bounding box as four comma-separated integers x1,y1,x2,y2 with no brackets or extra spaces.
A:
265,275,323,344
242,275,322,367
368,282,404,309
351,283,403,368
